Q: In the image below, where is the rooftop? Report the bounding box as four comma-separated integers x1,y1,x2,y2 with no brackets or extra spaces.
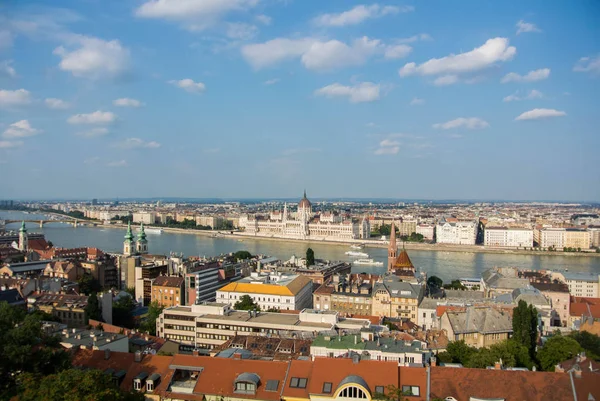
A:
218,274,312,296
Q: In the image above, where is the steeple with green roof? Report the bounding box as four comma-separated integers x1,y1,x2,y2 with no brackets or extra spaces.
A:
123,221,134,256
18,221,28,251
19,220,27,233
136,222,148,254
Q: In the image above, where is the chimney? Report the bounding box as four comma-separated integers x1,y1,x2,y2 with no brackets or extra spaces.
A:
233,352,242,360
104,349,111,360
430,356,437,367
134,350,142,362
494,359,503,370
192,349,200,357
573,365,582,379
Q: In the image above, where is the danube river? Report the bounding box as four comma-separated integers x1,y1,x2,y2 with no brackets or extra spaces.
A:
3,211,599,281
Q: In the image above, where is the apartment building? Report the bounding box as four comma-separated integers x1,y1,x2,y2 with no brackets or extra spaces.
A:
313,273,379,315
216,272,313,311
564,229,591,249
195,215,224,228
186,262,241,305
538,227,566,249
435,219,478,245
552,272,599,298
157,303,370,351
398,219,417,236
484,227,533,248
440,307,513,348
415,224,434,240
151,276,185,307
28,293,89,327
132,212,156,225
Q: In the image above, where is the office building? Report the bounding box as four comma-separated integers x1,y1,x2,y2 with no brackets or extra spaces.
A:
484,227,534,248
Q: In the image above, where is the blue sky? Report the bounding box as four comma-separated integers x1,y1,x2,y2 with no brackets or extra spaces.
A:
1,0,599,201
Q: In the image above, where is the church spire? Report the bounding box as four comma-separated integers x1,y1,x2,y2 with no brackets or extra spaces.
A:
124,221,133,241
387,220,398,272
19,220,27,233
138,222,147,242
303,189,307,199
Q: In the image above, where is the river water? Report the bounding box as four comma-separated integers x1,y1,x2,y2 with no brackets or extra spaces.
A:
3,211,599,281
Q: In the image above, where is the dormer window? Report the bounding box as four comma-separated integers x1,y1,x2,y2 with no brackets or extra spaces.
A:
234,373,260,395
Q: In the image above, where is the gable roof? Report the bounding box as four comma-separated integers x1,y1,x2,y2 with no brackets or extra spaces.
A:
445,307,513,334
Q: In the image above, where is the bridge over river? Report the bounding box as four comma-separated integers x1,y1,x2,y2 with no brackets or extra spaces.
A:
4,219,97,228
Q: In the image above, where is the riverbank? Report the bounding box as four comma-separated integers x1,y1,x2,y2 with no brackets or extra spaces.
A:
8,210,598,258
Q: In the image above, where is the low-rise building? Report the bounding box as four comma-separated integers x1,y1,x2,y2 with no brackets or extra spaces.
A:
28,293,89,327
310,332,432,366
552,271,599,298
46,323,129,352
481,267,531,298
371,275,424,320
440,306,513,348
152,276,185,307
216,272,313,311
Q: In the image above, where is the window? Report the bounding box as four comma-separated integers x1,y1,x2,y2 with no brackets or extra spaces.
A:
402,385,420,396
265,380,279,392
323,382,332,393
290,377,307,389
339,386,367,399
235,382,256,394
375,386,384,395
146,382,153,392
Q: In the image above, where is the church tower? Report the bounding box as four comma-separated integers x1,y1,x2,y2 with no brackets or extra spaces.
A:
387,220,397,272
18,221,28,251
136,223,148,254
123,221,134,256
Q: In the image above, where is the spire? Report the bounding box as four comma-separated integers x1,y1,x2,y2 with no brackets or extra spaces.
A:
390,220,397,250
124,221,133,240
303,189,307,199
19,220,27,233
138,222,147,242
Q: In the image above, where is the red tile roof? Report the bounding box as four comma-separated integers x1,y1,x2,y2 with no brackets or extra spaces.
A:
153,276,184,288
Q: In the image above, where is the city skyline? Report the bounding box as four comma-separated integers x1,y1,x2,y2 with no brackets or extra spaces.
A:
1,1,599,201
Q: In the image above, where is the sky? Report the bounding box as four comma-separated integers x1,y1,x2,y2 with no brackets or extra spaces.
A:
0,0,599,202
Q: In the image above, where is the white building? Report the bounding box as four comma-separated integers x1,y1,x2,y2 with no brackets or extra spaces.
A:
435,219,478,245
239,191,370,241
484,227,533,248
132,211,156,225
216,272,313,311
552,272,599,298
416,224,435,240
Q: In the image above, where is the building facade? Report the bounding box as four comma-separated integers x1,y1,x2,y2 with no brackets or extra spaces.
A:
152,276,185,308
484,227,534,248
435,219,478,245
239,191,370,241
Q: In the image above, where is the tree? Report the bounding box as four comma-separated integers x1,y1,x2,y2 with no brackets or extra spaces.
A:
569,331,600,360
234,295,260,311
112,295,135,329
427,276,443,290
538,335,582,371
78,273,102,295
445,340,477,365
0,302,71,399
18,369,144,401
47,240,54,248
139,301,163,336
443,280,467,290
512,300,538,358
306,248,315,266
233,250,252,260
85,292,102,322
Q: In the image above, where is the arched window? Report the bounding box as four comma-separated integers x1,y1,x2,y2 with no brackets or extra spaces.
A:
338,386,368,399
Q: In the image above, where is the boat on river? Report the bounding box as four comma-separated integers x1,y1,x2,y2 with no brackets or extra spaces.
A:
352,258,383,266
345,251,369,257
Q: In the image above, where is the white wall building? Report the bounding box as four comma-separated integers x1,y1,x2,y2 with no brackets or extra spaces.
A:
552,272,599,298
435,220,478,245
484,227,534,248
416,224,435,241
216,272,313,311
538,228,566,249
132,211,156,225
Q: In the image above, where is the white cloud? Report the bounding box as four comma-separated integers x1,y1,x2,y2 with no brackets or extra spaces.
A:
256,14,271,25
169,78,206,93
45,98,71,109
433,75,458,86
113,98,143,107
301,37,381,71
226,22,258,40
53,36,130,80
503,89,543,102
264,78,280,85
573,55,600,75
315,82,380,103
374,139,400,155
515,108,566,121
384,44,412,59
433,117,489,130
76,127,109,138
67,111,117,124
0,88,32,108
410,97,425,105
135,0,259,31
516,20,541,35
107,160,128,167
241,36,383,71
0,140,23,149
0,60,16,77
3,120,41,138
501,68,550,83
84,156,100,164
313,4,412,27
399,37,516,78
114,137,161,149
397,33,432,43
0,30,14,50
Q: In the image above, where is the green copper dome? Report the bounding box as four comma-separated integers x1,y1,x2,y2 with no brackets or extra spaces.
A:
137,222,147,242
124,221,134,241
19,221,27,233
